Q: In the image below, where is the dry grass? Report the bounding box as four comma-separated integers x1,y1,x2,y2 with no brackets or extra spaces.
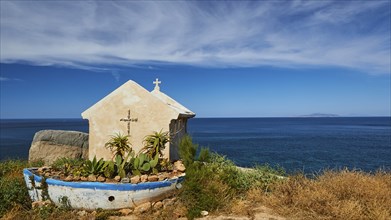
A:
249,169,391,220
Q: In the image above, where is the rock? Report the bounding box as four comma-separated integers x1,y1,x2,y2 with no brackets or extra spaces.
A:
32,200,51,208
140,174,148,182
108,216,138,220
201,210,209,216
28,130,89,165
97,176,106,182
38,166,50,173
65,176,73,181
121,177,130,183
130,175,140,184
44,172,51,177
80,176,88,181
147,175,159,182
153,201,163,210
77,210,87,216
134,202,151,214
119,208,133,215
73,176,81,181
173,160,186,172
88,174,97,182
114,176,121,182
163,197,176,207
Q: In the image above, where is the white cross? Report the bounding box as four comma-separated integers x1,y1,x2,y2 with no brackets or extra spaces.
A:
153,78,161,91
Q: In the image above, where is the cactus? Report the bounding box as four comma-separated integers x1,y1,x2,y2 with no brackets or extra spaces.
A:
132,153,159,175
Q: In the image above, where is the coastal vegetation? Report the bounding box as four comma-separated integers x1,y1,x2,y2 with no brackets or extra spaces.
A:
1,136,390,219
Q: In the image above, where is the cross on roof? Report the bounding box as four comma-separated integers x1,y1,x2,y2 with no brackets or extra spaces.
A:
153,78,161,91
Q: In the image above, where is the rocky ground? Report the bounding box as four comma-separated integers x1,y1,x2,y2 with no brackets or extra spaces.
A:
32,197,286,220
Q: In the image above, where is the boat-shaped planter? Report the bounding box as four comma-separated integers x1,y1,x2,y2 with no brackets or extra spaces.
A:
23,168,184,210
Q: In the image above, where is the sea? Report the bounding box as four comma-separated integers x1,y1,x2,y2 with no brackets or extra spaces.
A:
0,117,390,174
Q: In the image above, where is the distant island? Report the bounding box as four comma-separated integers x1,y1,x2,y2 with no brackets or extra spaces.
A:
300,113,340,117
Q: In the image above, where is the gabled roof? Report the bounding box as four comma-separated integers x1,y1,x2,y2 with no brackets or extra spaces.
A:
151,89,195,117
81,80,195,119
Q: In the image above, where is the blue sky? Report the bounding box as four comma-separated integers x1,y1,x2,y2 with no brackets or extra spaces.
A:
0,1,390,118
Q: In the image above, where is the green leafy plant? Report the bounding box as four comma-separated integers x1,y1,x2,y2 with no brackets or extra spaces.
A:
132,153,159,176
159,158,173,171
105,133,132,159
114,153,133,178
103,160,116,178
52,158,84,176
140,130,170,159
82,156,108,176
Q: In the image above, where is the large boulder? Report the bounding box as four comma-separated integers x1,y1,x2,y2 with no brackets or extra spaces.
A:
29,130,88,165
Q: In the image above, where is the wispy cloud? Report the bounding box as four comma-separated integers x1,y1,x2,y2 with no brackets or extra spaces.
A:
0,1,390,74
0,77,22,82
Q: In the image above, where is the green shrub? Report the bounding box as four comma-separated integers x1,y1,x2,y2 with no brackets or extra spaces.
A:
0,159,43,178
179,135,198,167
180,161,233,219
0,171,31,217
178,136,286,219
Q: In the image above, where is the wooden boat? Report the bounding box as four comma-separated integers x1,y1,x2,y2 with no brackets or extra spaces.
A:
23,168,184,209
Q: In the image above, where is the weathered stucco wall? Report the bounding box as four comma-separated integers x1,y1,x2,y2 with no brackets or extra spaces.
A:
83,81,180,160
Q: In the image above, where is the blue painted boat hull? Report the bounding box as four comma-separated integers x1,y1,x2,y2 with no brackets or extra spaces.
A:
23,168,184,209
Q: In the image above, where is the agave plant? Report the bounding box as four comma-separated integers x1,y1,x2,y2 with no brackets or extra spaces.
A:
105,133,132,159
114,152,133,178
140,130,170,159
82,156,108,176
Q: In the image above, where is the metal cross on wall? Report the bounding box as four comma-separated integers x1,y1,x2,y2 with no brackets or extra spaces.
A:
120,110,138,135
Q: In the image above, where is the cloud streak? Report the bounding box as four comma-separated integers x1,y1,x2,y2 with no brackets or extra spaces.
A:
0,1,390,74
0,77,22,82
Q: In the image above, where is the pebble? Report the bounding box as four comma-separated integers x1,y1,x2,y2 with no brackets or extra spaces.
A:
153,201,163,210
32,200,51,208
119,208,133,215
114,176,121,182
130,175,140,184
97,176,106,182
77,210,87,216
140,174,148,182
201,210,209,216
134,202,151,214
173,160,186,172
121,177,130,183
87,174,97,182
147,175,159,182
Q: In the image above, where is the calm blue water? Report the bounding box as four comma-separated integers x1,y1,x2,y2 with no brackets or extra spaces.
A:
1,117,390,173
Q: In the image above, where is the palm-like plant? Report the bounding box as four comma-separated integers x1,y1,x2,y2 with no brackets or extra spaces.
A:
105,133,132,159
140,130,170,159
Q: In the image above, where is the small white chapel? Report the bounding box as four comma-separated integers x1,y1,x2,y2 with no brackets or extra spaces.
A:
81,79,195,161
